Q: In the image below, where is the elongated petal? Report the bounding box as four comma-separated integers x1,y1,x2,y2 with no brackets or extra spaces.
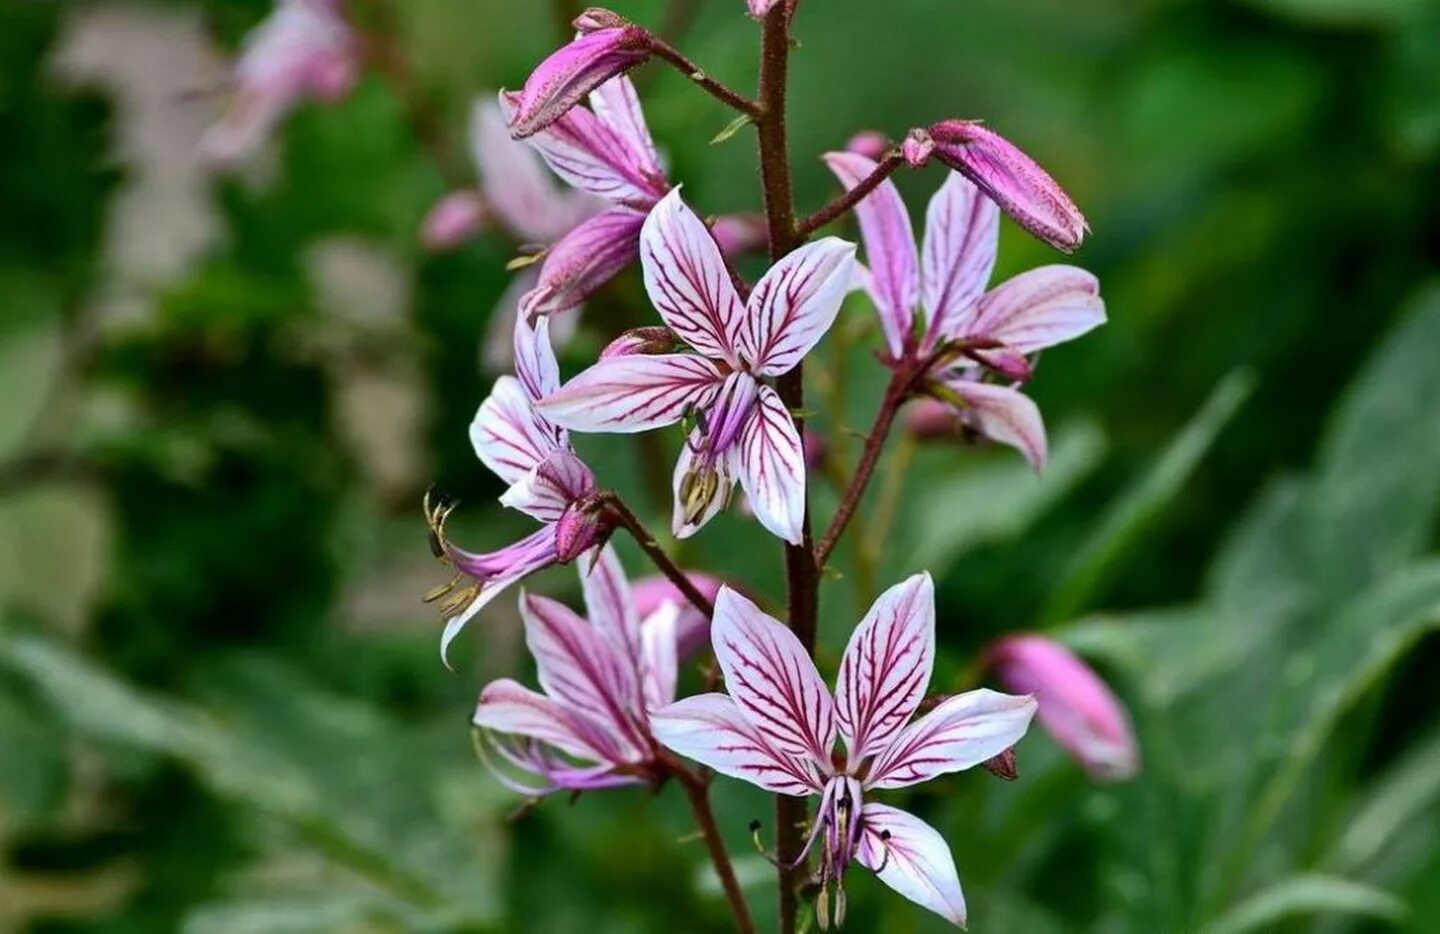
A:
823,152,917,359
499,449,594,522
639,602,679,709
857,805,967,927
632,572,723,658
735,385,807,545
472,678,614,762
522,592,644,756
440,526,559,665
672,426,739,539
580,544,641,664
520,207,645,318
651,694,823,795
835,573,935,762
711,586,837,766
866,689,1036,790
508,28,652,139
641,189,746,364
921,172,999,350
928,120,1087,252
940,378,1048,472
470,376,563,485
987,635,1138,780
968,265,1105,354
472,99,592,243
589,75,661,177
514,312,561,401
740,238,857,376
538,354,725,433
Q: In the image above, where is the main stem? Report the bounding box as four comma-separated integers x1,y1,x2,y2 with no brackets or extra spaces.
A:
754,6,814,933
679,771,759,934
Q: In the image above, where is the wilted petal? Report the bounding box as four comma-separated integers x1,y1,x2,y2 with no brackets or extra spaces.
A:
589,75,662,178
539,353,725,432
440,526,559,665
987,635,1139,780
928,120,1087,252
639,601,679,709
865,688,1036,790
672,426,739,539
508,27,652,139
856,804,967,927
472,678,617,762
968,265,1105,354
651,694,823,795
711,587,837,766
421,190,489,250
641,189,746,364
472,98,594,243
735,385,806,545
470,376,564,485
823,152,917,360
502,91,665,208
940,378,1048,472
520,207,645,318
580,544,641,663
740,238,856,376
499,449,594,522
920,172,1000,350
632,572,722,657
835,574,935,763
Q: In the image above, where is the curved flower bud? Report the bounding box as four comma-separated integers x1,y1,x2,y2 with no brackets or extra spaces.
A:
509,26,654,139
985,635,1139,780
905,398,964,441
927,120,1087,252
420,189,489,250
519,207,646,318
554,494,612,562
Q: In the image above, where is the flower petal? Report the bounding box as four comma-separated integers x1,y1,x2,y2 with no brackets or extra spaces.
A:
440,526,559,665
472,677,617,762
651,693,823,795
835,573,935,763
823,152,918,360
856,804,967,927
470,375,564,486
740,237,857,376
865,688,1036,790
472,98,592,243
969,265,1105,354
499,449,594,522
520,207,645,318
920,172,1000,351
640,189,746,364
632,571,722,659
538,353,725,433
941,378,1048,472
672,426,740,539
507,28,652,139
735,384,807,545
639,601,679,709
579,544,641,664
514,311,561,401
711,586,837,767
588,75,661,178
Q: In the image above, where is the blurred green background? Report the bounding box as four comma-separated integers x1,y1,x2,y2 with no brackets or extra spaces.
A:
3,0,1440,931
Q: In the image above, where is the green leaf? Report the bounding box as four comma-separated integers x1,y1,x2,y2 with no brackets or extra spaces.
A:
710,114,754,145
1043,370,1253,624
1327,723,1440,876
1205,875,1406,934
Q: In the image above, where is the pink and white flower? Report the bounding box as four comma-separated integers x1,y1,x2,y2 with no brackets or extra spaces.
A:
537,189,856,544
201,0,358,166
652,574,1036,928
507,22,653,140
825,152,1106,471
632,570,724,659
472,545,683,794
426,315,599,665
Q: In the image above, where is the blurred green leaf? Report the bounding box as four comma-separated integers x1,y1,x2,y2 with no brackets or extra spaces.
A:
1205,875,1406,934
1328,723,1440,876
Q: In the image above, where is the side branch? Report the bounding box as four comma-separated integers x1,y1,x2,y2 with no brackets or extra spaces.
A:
795,153,905,238
678,769,759,934
602,494,715,618
650,41,762,118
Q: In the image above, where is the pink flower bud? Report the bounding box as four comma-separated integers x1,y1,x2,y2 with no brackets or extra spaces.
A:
632,571,724,658
600,326,682,359
710,214,769,257
900,128,934,168
420,190,489,250
986,635,1138,781
519,207,646,318
927,120,1087,252
846,131,891,161
554,498,611,563
574,7,631,32
508,26,653,139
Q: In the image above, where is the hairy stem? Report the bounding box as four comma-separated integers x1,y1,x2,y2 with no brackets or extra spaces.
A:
603,494,715,618
795,153,905,237
678,770,759,934
650,41,762,117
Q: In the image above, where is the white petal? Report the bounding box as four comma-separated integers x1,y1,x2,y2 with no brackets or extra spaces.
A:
440,527,558,666
537,354,725,433
857,804,967,927
740,237,856,376
835,573,935,762
969,265,1105,354
942,378,1049,472
579,544,641,664
513,311,561,401
921,172,1000,350
588,75,661,178
639,601,679,709
498,449,594,522
640,189,746,364
650,693,823,795
866,689,1036,790
735,385,806,545
711,586,837,767
470,376,564,487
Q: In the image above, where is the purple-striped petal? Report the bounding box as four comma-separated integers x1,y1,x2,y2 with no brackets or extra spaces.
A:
928,120,1087,253
440,526,560,665
508,28,652,139
640,189,747,365
472,678,616,762
856,805,967,927
940,378,1049,472
865,689,1036,790
823,152,918,360
741,237,856,376
519,207,645,318
735,385,806,545
710,586,837,767
499,449,594,522
835,573,935,763
589,75,661,178
968,265,1105,354
639,601,679,709
580,544,641,665
920,172,1000,351
538,353,726,433
672,426,739,539
472,99,594,243
651,693,824,795
514,312,561,402
470,376,564,486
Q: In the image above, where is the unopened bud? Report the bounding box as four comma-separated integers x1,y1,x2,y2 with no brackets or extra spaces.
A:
554,496,611,563
508,25,653,139
600,326,682,359
900,127,934,167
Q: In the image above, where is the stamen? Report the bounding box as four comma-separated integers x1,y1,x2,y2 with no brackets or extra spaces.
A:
748,820,781,867
872,829,893,874
816,882,830,930
834,885,847,928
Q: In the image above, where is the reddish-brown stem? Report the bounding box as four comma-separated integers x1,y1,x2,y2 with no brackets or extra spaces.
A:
678,769,759,934
796,153,906,237
650,41,762,117
603,494,715,618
